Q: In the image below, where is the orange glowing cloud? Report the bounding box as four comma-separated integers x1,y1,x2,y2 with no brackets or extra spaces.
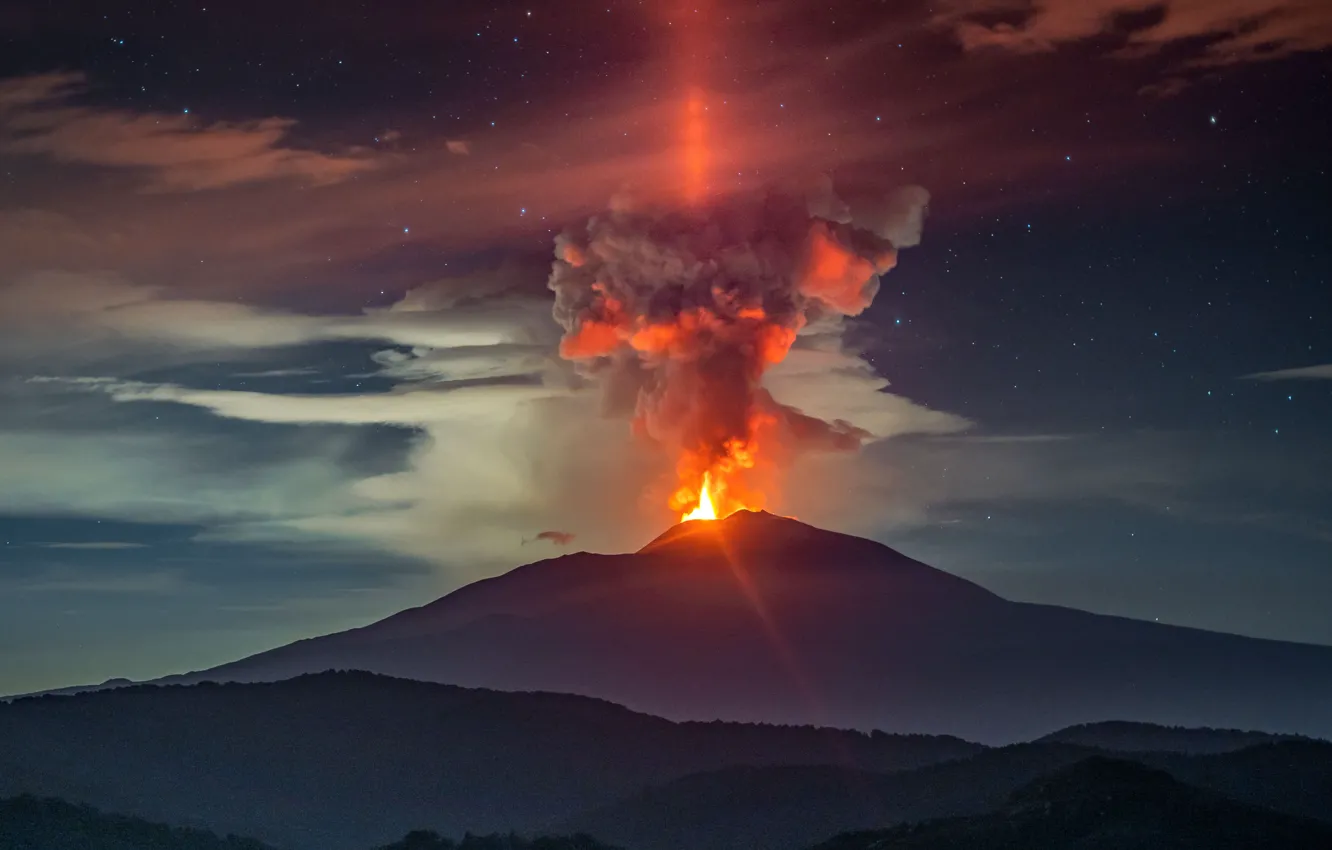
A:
558,319,621,359
797,222,898,316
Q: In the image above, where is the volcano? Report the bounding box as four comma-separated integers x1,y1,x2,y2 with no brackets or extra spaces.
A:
124,512,1332,743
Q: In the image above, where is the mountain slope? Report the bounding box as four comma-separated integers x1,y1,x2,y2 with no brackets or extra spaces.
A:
133,511,1332,744
810,756,1332,850
0,672,976,850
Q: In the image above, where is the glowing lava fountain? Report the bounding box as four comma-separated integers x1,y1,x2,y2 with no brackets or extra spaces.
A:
680,472,719,522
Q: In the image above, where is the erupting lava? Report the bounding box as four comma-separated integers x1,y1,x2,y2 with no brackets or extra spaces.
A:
680,471,719,521
672,436,762,521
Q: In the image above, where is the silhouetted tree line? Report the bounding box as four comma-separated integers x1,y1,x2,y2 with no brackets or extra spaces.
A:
0,794,270,850
0,795,624,850
377,831,621,850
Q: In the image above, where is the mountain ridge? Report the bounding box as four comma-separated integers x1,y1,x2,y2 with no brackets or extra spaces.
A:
4,672,1330,850
4,672,1331,850
12,511,1332,744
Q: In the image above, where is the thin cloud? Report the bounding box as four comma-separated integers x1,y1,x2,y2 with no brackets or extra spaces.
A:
229,368,320,378
94,380,561,426
34,542,149,550
0,72,379,191
765,345,973,440
0,272,557,363
15,570,186,595
931,433,1080,444
1243,363,1332,380
936,0,1332,70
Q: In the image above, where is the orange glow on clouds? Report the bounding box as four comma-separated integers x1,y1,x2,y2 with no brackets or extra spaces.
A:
798,222,898,316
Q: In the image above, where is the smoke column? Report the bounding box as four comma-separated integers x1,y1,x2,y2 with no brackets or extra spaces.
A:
548,185,929,519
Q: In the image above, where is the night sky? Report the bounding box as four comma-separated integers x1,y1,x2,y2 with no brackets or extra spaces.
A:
1,0,1329,695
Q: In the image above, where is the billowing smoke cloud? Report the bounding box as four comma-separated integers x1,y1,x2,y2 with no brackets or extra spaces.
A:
548,183,929,516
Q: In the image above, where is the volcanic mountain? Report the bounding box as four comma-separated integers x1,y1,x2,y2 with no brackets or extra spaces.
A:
129,511,1332,743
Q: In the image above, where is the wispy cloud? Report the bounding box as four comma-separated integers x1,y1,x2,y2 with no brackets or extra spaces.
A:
33,542,148,550
0,272,559,374
934,0,1332,94
1243,363,1332,381
8,566,187,595
229,368,320,379
5,260,974,573
788,426,1332,549
0,72,379,191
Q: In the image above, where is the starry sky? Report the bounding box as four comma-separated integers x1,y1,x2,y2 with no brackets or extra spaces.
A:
1,0,1330,695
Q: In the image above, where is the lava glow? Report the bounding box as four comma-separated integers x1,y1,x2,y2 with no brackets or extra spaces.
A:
681,472,719,521
672,436,766,522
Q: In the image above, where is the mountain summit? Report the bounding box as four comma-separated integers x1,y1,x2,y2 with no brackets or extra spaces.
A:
126,512,1332,742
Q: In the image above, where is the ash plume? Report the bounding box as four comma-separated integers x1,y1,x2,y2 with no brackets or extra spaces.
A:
548,183,929,514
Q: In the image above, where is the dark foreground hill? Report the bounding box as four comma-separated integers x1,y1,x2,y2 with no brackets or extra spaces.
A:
3,672,1330,850
810,757,1332,850
0,796,620,850
375,835,621,850
0,672,976,850
8,754,1331,850
560,739,1332,850
0,795,274,850
111,511,1332,744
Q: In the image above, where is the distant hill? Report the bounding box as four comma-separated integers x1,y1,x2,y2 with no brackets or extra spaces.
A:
0,795,273,850
809,756,1332,850
86,511,1332,744
375,833,621,850
563,740,1332,850
1038,720,1310,753
561,745,1096,850
1158,740,1332,824
0,672,977,850
3,672,1330,850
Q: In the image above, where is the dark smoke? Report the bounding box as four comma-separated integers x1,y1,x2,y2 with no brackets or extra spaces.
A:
526,530,576,546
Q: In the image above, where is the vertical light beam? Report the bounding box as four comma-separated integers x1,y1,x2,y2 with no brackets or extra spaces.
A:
677,1,711,204
683,86,709,204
